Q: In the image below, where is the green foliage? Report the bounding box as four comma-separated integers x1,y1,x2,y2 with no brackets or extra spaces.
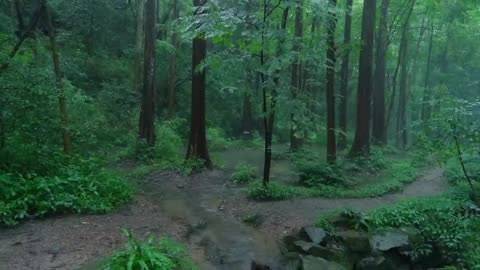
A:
248,160,416,201
101,229,196,270
230,162,256,184
316,196,480,268
347,147,387,174
207,127,231,151
0,158,132,225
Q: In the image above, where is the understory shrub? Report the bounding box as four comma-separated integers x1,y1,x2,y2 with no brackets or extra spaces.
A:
101,229,196,270
230,163,257,184
0,158,132,225
248,160,416,201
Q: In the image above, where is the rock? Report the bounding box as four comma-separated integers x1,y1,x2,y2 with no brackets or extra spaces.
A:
282,252,302,270
307,244,346,261
371,228,420,253
356,256,394,270
251,260,271,270
300,227,328,244
294,240,315,252
335,230,372,254
301,256,347,270
283,235,303,253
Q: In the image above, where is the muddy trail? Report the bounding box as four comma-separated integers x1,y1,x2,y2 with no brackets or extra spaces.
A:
0,148,447,270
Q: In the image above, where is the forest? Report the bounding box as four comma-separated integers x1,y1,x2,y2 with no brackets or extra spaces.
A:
1,0,480,269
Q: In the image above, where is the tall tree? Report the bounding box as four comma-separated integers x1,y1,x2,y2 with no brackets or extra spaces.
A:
186,0,212,168
337,0,353,151
349,0,376,157
421,22,434,125
167,0,179,119
43,0,72,155
372,0,390,145
261,2,289,186
133,0,145,94
138,0,156,146
397,29,408,149
326,0,337,163
290,0,304,152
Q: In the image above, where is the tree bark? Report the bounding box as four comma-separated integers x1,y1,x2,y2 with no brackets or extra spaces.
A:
421,22,434,125
349,0,376,157
372,0,390,145
326,0,337,163
138,0,156,146
43,0,72,155
133,0,145,94
290,0,304,152
337,0,353,151
397,30,408,149
186,0,212,169
167,0,179,119
261,2,289,186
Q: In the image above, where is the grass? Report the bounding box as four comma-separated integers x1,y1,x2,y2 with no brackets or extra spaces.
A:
248,160,417,201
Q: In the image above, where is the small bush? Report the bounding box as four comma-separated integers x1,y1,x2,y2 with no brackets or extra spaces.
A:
101,229,196,270
348,147,387,174
230,163,256,184
247,181,301,201
207,127,231,151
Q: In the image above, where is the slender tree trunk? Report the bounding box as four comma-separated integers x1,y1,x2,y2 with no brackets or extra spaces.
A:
372,0,390,145
290,0,304,152
337,0,353,151
385,0,415,132
242,71,254,138
139,0,156,146
397,30,408,149
186,0,212,169
421,22,434,124
43,0,72,155
133,0,145,94
349,0,376,157
326,0,337,163
167,0,178,119
262,4,289,186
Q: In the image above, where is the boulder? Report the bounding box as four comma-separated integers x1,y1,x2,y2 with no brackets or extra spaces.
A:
300,227,328,244
301,255,347,270
283,235,303,253
335,230,372,254
371,228,420,253
355,255,410,270
355,256,394,270
294,240,315,253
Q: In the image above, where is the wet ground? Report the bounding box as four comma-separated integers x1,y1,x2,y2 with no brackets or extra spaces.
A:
0,147,448,270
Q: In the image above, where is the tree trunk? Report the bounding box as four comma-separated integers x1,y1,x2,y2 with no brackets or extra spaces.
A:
372,0,389,145
138,0,156,146
290,0,304,152
385,0,415,132
421,22,434,125
167,0,178,119
186,0,212,169
43,0,72,156
326,0,337,163
397,30,409,150
261,4,289,186
133,0,145,94
242,71,254,138
337,0,353,151
349,0,376,157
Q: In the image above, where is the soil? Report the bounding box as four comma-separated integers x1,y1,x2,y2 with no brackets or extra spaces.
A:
0,148,448,270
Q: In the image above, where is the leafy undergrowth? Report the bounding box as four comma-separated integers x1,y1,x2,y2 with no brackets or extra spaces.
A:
230,162,257,185
0,157,132,226
101,230,196,270
248,159,416,201
315,193,480,269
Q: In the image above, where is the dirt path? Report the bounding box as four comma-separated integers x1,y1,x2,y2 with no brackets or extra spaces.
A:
0,167,446,270
223,168,447,237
